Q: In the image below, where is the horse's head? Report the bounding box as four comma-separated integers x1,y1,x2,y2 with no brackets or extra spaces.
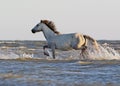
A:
31,20,61,34
31,20,44,33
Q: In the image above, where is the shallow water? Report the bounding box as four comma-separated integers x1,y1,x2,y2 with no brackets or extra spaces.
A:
0,40,120,86
0,59,120,86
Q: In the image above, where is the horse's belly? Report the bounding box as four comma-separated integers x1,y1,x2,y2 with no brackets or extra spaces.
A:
55,42,73,50
57,46,73,51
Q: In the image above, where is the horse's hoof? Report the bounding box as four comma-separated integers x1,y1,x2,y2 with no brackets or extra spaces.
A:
44,52,49,56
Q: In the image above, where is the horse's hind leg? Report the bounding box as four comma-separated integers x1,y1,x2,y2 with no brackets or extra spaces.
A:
75,34,85,49
80,46,88,60
71,34,85,49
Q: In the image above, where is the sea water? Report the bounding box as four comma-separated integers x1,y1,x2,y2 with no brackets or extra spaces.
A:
0,40,120,86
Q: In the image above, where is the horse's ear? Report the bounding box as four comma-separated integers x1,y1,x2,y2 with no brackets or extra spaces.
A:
41,20,43,23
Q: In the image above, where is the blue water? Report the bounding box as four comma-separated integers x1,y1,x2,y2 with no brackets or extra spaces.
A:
0,40,120,86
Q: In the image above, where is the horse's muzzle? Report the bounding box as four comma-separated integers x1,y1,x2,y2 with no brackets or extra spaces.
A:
31,29,36,33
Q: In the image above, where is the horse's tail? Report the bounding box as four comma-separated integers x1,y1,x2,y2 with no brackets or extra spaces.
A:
83,35,99,51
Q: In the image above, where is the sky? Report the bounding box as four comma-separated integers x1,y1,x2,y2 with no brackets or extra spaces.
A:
0,0,120,40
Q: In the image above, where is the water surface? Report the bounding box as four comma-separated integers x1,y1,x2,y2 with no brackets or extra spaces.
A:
0,40,120,86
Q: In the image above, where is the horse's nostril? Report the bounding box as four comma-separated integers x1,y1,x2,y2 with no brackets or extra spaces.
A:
31,29,35,33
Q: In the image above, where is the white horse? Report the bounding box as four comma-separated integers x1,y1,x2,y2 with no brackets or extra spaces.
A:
31,20,99,59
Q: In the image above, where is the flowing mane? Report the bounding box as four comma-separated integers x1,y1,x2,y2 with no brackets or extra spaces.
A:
41,20,60,34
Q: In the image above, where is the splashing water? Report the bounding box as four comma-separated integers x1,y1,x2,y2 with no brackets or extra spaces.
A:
45,42,120,60
87,43,120,60
0,41,120,60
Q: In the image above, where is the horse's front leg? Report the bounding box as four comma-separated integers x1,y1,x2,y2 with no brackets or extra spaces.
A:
43,45,49,56
51,44,56,59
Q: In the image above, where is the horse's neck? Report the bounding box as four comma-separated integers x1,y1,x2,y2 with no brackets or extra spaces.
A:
42,24,56,41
